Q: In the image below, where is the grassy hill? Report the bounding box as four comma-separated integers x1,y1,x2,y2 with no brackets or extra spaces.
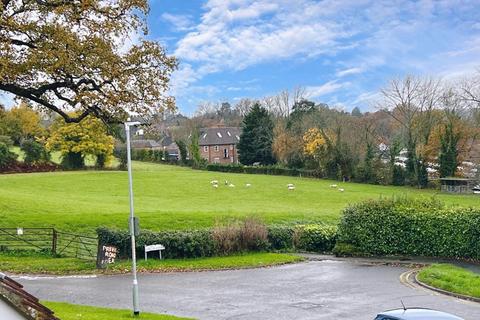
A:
1,162,478,234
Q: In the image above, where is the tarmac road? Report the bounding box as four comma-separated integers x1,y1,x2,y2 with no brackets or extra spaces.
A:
16,260,480,320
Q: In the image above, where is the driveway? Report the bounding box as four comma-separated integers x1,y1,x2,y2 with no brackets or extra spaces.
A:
16,260,480,320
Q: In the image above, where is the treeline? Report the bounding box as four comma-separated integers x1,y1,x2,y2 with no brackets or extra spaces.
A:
228,75,480,188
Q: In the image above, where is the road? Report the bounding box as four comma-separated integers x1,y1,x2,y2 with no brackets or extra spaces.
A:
16,260,480,320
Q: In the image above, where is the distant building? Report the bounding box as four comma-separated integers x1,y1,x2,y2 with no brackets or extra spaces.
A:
131,139,162,150
440,177,477,194
1,272,58,319
160,136,180,161
199,127,241,164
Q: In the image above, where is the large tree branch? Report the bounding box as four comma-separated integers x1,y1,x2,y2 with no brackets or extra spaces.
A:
0,82,103,123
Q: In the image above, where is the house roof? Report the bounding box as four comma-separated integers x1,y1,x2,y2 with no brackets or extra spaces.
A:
131,139,161,149
0,272,59,320
199,127,241,146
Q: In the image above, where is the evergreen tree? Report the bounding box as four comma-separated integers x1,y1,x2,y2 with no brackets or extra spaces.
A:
238,103,275,165
351,107,362,117
439,122,459,177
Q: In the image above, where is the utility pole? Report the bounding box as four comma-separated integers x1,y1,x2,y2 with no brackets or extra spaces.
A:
125,120,141,316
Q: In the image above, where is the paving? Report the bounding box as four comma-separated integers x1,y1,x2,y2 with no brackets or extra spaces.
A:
15,260,480,320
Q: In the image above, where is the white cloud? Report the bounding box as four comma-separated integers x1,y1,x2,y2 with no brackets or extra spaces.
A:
336,67,364,77
161,13,194,32
305,81,347,99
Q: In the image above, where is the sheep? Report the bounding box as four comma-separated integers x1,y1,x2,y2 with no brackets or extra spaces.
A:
228,183,235,188
225,180,229,185
330,184,338,188
288,185,295,191
212,184,218,188
338,188,345,192
287,183,294,188
245,183,252,188
210,180,218,185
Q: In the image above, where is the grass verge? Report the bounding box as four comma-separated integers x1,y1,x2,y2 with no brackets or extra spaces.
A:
0,251,303,275
43,301,192,320
417,264,480,298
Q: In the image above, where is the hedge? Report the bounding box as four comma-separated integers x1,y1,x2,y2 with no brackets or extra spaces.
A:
97,223,337,259
206,163,323,178
336,198,480,260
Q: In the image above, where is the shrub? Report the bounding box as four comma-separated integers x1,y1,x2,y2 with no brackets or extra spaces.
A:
267,226,294,250
61,151,84,169
337,198,480,260
21,139,50,164
212,217,269,255
0,142,17,169
294,225,337,252
0,135,13,147
206,163,323,178
113,146,127,170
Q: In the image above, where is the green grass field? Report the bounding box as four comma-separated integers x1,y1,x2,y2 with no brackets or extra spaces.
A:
44,301,193,320
417,264,480,298
1,162,478,233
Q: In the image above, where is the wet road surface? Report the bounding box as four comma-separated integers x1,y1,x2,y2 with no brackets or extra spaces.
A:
16,260,480,320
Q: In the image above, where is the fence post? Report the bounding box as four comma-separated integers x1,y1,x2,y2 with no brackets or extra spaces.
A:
51,228,57,256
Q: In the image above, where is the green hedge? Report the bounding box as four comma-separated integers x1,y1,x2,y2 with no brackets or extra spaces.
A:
206,163,323,178
97,224,337,259
336,198,480,260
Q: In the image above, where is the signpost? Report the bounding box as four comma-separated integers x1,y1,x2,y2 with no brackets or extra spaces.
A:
125,120,141,316
97,245,118,269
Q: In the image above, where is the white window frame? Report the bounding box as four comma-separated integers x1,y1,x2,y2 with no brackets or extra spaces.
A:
224,148,229,158
214,145,219,152
203,146,208,152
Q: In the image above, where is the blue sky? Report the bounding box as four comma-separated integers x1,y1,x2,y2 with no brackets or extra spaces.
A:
146,0,480,114
1,0,479,115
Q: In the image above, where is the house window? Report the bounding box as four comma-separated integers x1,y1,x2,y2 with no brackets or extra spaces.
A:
224,148,229,158
214,145,219,152
203,146,208,152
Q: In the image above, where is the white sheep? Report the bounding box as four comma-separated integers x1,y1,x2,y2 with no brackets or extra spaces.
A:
225,180,229,185
288,185,295,191
229,183,235,188
287,183,294,188
338,188,345,192
330,184,338,188
245,183,251,188
213,184,218,188
210,180,218,185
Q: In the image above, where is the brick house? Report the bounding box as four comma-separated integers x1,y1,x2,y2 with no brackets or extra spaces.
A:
199,127,241,164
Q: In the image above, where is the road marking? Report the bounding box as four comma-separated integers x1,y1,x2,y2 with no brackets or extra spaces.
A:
12,275,97,281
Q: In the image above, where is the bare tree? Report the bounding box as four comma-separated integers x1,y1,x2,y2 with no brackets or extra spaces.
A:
381,75,442,186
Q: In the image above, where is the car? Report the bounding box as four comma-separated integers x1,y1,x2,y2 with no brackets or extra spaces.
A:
374,308,464,320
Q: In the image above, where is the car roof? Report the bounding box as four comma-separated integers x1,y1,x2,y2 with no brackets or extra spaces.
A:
378,308,463,320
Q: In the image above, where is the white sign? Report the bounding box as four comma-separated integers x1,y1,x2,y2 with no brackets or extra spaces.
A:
16,228,23,235
145,244,165,260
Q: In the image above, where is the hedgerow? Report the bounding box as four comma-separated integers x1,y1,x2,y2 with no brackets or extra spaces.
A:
336,198,480,260
97,222,337,259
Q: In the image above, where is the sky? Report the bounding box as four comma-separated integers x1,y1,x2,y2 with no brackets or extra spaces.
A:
1,0,479,115
148,0,480,114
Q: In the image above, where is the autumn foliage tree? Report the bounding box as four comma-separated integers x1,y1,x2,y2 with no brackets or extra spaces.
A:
0,0,177,123
46,116,114,169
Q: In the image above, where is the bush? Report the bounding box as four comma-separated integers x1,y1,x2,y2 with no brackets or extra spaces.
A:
113,146,127,170
97,221,337,259
294,225,337,252
206,163,323,178
267,226,294,250
0,142,17,169
0,135,13,147
61,151,84,169
212,217,269,255
337,198,480,260
21,139,50,164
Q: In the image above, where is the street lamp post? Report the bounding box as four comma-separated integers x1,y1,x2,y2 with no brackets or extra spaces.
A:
125,120,141,316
